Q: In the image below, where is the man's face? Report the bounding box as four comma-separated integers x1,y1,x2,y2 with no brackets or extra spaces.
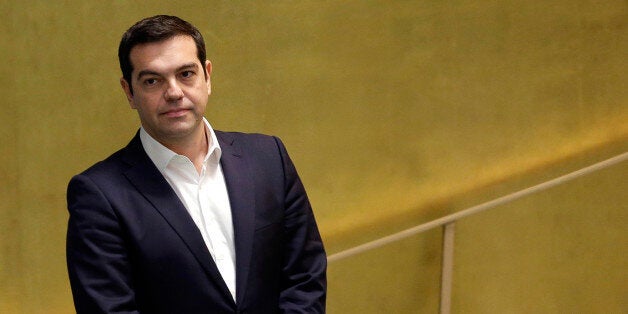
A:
120,35,212,145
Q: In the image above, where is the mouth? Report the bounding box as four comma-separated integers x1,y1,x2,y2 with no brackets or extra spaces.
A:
161,108,191,118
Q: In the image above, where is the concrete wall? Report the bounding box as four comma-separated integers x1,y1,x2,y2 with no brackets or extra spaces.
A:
1,1,626,312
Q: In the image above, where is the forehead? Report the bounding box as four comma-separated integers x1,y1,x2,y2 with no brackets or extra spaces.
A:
129,36,199,75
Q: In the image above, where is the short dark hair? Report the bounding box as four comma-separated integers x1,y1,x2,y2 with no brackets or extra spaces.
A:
118,15,207,93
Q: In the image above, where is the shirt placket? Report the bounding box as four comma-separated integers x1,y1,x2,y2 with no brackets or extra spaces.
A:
199,163,236,299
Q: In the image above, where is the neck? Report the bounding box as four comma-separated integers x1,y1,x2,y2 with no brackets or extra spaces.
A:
161,126,208,174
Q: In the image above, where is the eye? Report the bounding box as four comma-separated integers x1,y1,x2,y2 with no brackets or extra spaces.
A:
143,78,159,86
180,71,195,78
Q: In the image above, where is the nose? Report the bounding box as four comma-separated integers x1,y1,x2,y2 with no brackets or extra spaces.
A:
164,79,184,101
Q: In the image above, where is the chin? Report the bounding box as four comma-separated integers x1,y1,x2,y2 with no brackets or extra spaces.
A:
166,124,201,137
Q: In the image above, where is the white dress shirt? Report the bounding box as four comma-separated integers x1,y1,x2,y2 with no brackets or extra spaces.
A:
139,118,236,300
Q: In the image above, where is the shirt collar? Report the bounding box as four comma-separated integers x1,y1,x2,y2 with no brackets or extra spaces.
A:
139,117,222,172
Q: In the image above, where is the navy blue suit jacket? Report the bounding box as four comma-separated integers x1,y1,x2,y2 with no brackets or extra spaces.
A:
66,131,326,313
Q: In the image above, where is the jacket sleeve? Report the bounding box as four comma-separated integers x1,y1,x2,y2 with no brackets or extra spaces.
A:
274,137,327,313
66,174,139,314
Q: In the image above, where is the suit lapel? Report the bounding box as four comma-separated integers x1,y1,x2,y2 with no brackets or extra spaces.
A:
120,133,235,303
216,131,256,305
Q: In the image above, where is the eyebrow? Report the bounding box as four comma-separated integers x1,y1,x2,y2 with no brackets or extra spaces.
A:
136,63,200,80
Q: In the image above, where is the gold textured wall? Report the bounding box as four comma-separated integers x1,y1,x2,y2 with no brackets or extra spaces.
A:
1,1,626,313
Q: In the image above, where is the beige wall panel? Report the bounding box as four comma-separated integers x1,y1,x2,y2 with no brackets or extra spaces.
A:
328,229,442,313
454,157,627,312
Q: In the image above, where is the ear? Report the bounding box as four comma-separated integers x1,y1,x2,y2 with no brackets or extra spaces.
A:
120,78,136,109
205,60,212,96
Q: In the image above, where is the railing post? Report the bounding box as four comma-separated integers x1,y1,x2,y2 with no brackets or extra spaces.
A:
440,222,456,314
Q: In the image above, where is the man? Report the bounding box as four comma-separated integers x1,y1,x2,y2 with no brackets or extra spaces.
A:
66,15,326,313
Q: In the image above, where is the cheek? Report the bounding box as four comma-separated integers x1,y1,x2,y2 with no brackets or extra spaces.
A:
133,98,161,117
189,90,209,108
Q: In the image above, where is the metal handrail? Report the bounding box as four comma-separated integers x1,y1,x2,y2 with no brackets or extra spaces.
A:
328,151,628,263
327,151,628,313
